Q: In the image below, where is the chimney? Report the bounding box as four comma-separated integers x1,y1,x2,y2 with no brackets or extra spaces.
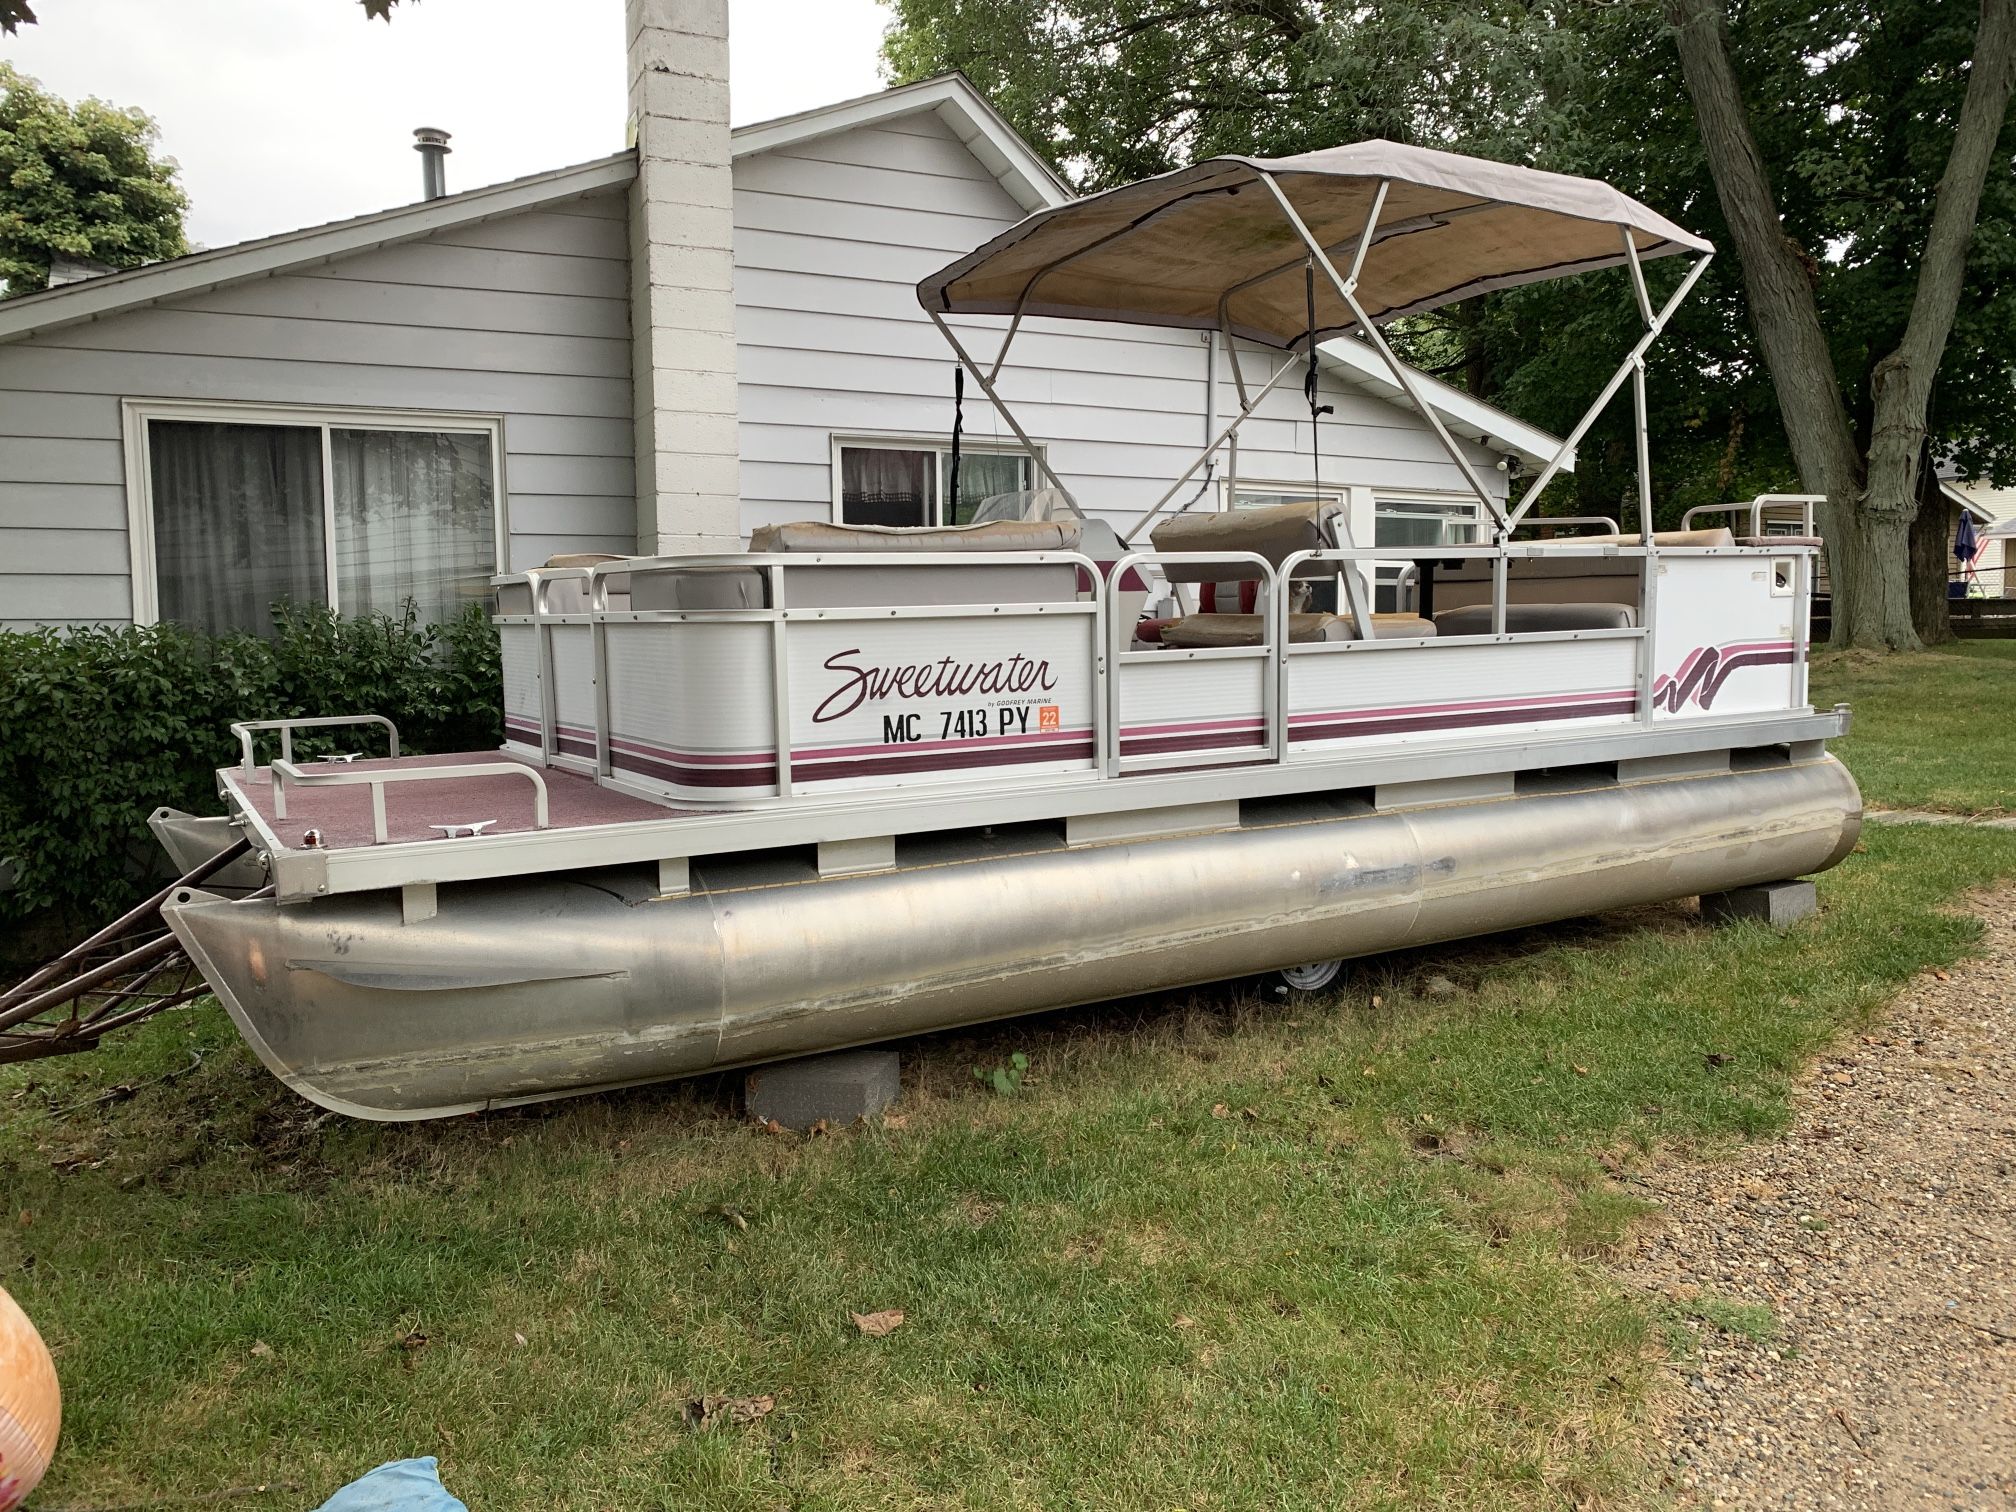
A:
627,0,741,555
413,127,451,200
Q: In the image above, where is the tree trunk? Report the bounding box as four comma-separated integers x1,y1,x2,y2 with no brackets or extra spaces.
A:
1664,0,1884,641
1864,0,2016,646
1909,472,1957,647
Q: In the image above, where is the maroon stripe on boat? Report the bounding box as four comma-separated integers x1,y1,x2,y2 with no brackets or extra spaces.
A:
554,733,597,760
794,738,1097,783
611,748,780,788
1293,696,1638,742
1119,729,1270,757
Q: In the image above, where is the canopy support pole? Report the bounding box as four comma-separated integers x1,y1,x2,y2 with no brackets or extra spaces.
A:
927,309,1085,517
1621,231,1657,540
986,291,1033,384
1254,172,1508,536
1504,251,1713,530
1121,350,1301,542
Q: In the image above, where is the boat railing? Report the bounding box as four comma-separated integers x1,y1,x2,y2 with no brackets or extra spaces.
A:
1509,515,1624,537
1105,550,1281,772
1681,494,1822,538
577,550,1106,799
485,533,1817,801
231,715,401,775
269,757,551,843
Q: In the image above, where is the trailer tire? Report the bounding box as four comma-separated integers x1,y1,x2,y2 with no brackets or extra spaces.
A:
1273,958,1344,995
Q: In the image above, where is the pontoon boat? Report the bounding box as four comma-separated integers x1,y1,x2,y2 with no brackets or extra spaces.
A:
107,142,1855,1118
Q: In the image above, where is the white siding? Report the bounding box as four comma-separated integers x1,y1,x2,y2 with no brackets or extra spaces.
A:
0,191,634,631
731,115,1505,541
0,112,1515,634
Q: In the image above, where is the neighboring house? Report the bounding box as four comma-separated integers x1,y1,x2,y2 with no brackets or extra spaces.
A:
1939,465,2013,598
0,11,1563,637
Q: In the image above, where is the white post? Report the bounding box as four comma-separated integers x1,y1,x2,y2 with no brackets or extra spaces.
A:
628,0,742,556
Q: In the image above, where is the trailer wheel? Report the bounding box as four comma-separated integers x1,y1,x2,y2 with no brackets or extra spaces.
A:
1273,958,1344,994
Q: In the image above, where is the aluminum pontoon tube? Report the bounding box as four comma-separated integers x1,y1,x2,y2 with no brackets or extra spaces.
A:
162,758,1861,1121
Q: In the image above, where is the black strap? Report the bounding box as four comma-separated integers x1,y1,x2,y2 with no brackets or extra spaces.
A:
1303,259,1333,488
948,365,965,524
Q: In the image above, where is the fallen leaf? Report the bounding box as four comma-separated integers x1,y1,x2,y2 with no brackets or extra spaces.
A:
807,1119,830,1137
1572,1064,1590,1077
714,1204,749,1232
761,1118,790,1135
513,1331,528,1348
1361,1065,1377,1079
250,1340,273,1358
1704,1052,1730,1069
1370,994,1383,1008
851,1309,906,1338
1211,1103,1231,1119
1932,969,1951,982
16,1210,28,1228
683,1393,776,1429
398,1328,428,1352
881,1113,909,1130
1172,1314,1197,1330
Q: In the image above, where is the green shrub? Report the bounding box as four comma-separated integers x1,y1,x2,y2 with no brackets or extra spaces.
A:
0,602,500,929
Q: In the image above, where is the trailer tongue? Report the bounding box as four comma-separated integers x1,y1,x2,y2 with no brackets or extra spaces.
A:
23,138,1861,1117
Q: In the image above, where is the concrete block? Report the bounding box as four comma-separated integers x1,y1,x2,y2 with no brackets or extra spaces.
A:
1701,879,1818,928
746,1049,900,1129
645,241,738,292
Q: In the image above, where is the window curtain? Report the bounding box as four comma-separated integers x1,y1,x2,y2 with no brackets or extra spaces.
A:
149,420,326,637
841,448,934,527
940,451,1029,524
331,429,496,627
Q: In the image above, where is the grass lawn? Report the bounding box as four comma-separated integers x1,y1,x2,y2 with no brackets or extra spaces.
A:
4,654,2015,1510
1811,639,2016,814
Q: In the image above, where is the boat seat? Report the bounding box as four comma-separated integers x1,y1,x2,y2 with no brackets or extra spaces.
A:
1150,500,1343,580
1574,527,1735,548
1433,602,1637,635
538,553,632,613
747,519,1082,553
1160,612,1434,648
741,518,1083,610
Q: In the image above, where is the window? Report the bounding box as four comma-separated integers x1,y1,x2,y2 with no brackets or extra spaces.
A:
1230,484,1342,512
1374,495,1479,610
836,438,1036,527
130,404,501,636
1374,497,1481,550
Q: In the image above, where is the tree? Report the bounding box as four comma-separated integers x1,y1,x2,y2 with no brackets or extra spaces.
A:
0,65,189,298
884,0,2016,649
1667,0,2016,649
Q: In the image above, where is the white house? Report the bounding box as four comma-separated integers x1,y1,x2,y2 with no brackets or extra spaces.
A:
0,2,1563,637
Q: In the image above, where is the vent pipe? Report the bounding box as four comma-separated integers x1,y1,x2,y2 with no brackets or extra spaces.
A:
413,127,451,200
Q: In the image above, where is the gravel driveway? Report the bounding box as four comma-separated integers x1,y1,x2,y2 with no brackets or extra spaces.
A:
1622,881,2016,1509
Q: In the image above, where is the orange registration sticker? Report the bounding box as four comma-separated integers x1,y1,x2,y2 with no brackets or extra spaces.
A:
1038,705,1061,731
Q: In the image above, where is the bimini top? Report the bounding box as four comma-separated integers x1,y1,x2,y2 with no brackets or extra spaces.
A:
917,139,1712,350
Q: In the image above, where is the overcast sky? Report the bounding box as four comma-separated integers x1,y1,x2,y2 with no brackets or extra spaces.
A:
1,0,892,249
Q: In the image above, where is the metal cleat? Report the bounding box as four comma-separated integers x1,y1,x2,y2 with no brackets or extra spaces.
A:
429,821,498,839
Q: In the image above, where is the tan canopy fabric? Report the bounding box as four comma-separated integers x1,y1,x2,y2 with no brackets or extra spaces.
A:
918,140,1711,351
